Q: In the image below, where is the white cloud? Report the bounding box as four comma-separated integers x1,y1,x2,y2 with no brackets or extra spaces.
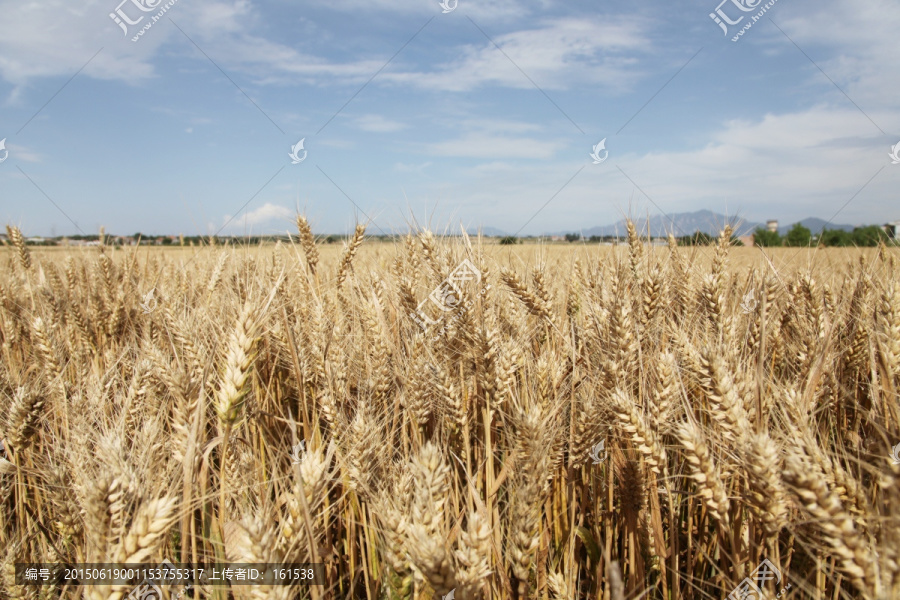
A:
756,0,900,125
394,160,432,172
0,141,41,163
146,12,648,95
423,118,562,158
381,17,648,92
426,133,563,159
0,0,380,91
630,106,889,207
454,118,544,135
356,114,407,132
316,138,356,149
470,161,518,173
0,0,162,91
300,0,550,21
409,105,898,234
224,202,292,229
0,0,649,102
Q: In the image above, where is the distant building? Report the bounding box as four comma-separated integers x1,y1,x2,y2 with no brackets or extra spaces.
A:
738,235,754,247
884,221,900,239
766,220,778,233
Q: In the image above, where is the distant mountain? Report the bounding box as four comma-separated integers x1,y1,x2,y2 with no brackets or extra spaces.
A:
434,212,860,239
573,210,762,238
465,226,508,237
778,217,855,235
550,210,858,238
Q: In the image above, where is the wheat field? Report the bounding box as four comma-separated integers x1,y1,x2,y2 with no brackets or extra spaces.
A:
1,221,899,600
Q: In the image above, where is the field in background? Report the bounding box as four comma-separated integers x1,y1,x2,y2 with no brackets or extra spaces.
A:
1,224,898,599
29,241,884,274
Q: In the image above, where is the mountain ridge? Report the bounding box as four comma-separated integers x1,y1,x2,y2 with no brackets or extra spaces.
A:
461,211,860,238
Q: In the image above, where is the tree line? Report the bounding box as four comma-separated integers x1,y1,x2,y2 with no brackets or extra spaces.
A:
753,224,891,247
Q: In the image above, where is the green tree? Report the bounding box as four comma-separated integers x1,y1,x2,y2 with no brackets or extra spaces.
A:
499,236,519,245
851,225,888,247
752,227,781,247
783,223,812,247
679,231,714,246
564,233,580,242
819,228,851,247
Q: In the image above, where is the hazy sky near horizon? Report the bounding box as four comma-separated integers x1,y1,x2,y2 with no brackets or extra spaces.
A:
0,0,898,236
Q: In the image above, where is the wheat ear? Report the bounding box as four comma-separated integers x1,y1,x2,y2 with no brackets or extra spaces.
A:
336,224,366,287
5,225,31,274
675,420,730,526
296,215,319,276
783,450,879,598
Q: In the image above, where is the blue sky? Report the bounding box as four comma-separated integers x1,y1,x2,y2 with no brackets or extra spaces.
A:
0,0,898,236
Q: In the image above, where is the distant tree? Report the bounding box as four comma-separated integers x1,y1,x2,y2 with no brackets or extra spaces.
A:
679,231,714,246
499,236,519,245
564,233,580,242
851,225,888,247
325,235,337,244
160,237,172,245
819,228,852,247
753,227,781,247
783,223,812,247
